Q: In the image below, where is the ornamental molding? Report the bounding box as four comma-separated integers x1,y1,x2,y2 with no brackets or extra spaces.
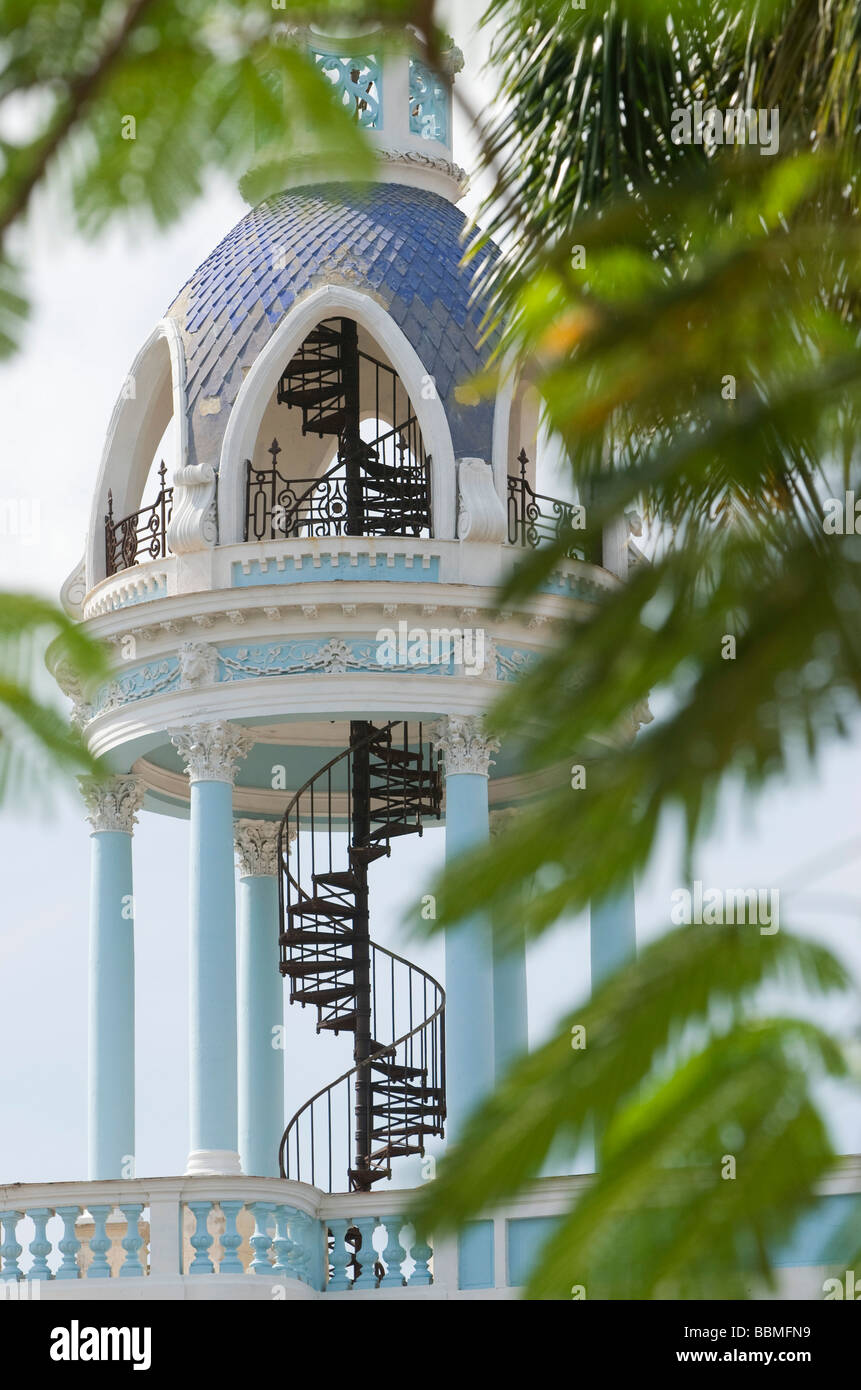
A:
457,458,507,543
60,555,86,619
432,714,499,777
166,462,217,554
178,641,219,689
377,148,468,191
134,755,554,815
234,818,293,877
84,634,540,724
169,720,254,784
79,774,145,833
54,656,96,730
441,42,465,76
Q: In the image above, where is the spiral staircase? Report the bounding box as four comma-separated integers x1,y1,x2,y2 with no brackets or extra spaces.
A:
277,721,446,1194
276,316,431,536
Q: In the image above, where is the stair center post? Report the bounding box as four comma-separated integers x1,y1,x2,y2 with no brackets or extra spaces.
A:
350,720,374,1188
341,318,364,537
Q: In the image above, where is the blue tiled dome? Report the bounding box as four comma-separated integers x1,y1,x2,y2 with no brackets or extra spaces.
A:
167,183,500,464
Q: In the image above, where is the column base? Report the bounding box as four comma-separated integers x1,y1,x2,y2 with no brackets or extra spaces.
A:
185,1149,243,1177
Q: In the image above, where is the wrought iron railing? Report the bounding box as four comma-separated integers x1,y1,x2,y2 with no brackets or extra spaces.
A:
244,436,432,541
105,460,173,577
507,448,585,559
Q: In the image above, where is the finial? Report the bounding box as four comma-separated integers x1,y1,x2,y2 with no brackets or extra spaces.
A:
517,448,529,479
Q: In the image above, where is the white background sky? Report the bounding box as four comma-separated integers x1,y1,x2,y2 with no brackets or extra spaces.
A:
0,2,859,1183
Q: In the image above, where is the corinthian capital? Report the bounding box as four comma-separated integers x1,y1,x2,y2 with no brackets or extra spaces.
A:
79,774,145,834
234,818,294,877
169,720,253,784
432,715,500,777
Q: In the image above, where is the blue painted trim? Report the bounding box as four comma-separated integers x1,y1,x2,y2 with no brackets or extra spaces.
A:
458,1220,494,1290
538,570,606,602
507,1216,557,1288
91,635,537,717
590,878,637,988
232,552,440,586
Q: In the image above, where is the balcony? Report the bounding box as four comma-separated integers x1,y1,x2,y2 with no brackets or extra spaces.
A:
3,1163,858,1300
507,450,586,560
104,461,173,578
0,1174,585,1300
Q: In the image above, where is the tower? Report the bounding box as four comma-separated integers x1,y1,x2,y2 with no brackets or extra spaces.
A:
43,23,640,1294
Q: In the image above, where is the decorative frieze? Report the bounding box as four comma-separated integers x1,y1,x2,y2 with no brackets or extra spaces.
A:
432,715,500,777
83,631,543,724
169,720,254,784
178,641,219,689
79,774,145,834
234,818,295,877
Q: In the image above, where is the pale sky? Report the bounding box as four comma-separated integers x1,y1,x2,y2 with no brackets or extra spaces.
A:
0,2,859,1184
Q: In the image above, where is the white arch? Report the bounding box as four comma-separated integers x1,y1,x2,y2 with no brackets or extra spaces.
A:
491,347,518,515
217,285,457,542
86,318,188,588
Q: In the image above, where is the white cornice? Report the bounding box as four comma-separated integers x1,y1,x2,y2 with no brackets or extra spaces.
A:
133,754,557,817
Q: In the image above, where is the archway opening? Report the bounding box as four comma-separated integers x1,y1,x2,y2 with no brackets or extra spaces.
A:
103,336,177,577
244,317,432,541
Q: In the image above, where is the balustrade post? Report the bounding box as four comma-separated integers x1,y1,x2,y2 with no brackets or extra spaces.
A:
0,1212,23,1282
86,1205,113,1279
55,1206,82,1280
219,1200,245,1275
380,1216,406,1287
28,1209,52,1281
351,1216,379,1289
287,1210,315,1285
118,1203,145,1276
410,1226,433,1286
248,1201,275,1274
327,1218,351,1291
270,1205,295,1278
187,1201,215,1274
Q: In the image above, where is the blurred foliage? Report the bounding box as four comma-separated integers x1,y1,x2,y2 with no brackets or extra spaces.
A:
1,0,859,1300
0,594,108,805
413,0,861,1298
0,2,439,791
0,0,448,356
416,926,848,1298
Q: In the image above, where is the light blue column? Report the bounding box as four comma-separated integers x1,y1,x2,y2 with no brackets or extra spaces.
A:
492,929,528,1076
438,717,498,1143
489,810,529,1079
80,775,143,1181
171,721,252,1176
589,875,637,1172
235,819,285,1177
590,876,637,988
